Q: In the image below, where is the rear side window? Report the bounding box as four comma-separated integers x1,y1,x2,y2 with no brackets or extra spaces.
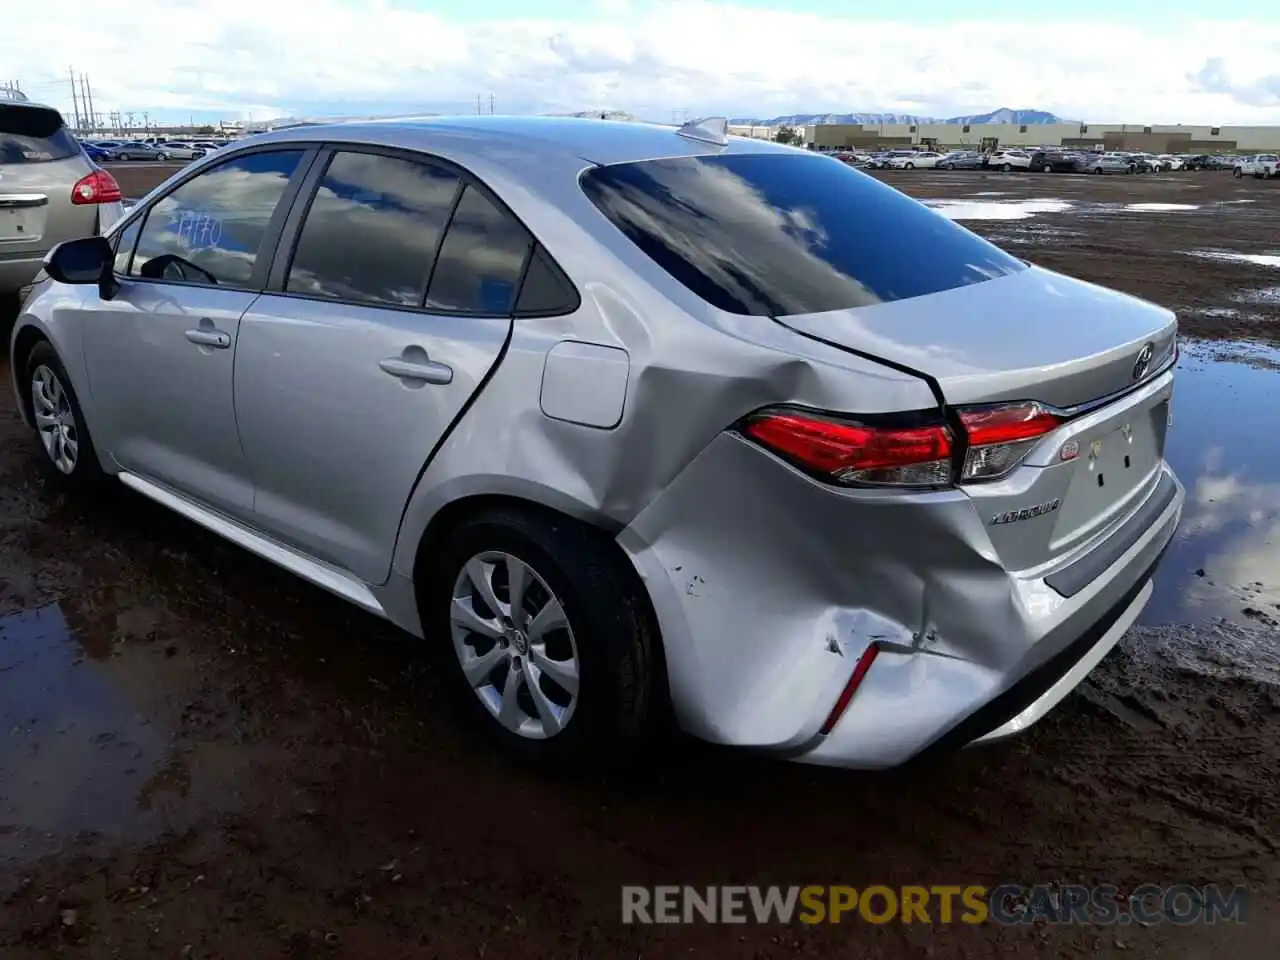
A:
130,149,304,288
0,104,79,164
424,185,532,314
287,151,461,307
580,154,1025,317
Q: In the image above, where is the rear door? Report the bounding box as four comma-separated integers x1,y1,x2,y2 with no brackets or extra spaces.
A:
235,147,545,583
0,103,96,263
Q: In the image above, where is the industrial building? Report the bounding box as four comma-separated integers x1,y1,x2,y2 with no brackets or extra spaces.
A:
795,122,1280,154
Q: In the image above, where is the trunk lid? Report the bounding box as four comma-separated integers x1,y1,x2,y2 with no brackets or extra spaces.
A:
773,265,1177,409
2,103,98,256
775,266,1179,575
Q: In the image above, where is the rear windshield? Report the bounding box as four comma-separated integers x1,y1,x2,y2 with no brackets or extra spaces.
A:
0,104,79,164
580,153,1026,317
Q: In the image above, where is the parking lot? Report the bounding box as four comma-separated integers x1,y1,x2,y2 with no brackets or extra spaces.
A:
1,163,1278,958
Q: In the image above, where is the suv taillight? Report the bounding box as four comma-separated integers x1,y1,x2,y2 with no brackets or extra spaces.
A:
71,169,122,205
741,401,1063,489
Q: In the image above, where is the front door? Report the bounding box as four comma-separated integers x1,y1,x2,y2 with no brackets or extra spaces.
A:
234,149,530,583
79,148,309,518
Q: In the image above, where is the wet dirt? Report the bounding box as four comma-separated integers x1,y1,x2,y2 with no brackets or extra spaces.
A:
1,168,1278,958
878,168,1280,344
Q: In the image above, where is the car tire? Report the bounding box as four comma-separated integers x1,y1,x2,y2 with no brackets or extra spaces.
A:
904,162,914,169
429,506,660,770
1233,167,1242,178
1094,167,1102,175
24,341,105,490
944,162,954,170
157,152,168,160
1001,163,1012,172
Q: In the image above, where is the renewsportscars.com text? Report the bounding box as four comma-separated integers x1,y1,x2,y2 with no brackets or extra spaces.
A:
621,884,1249,926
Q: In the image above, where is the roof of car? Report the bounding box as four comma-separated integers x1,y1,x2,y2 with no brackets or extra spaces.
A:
247,114,799,167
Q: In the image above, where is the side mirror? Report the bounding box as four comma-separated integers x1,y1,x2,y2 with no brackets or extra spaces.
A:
42,235,119,300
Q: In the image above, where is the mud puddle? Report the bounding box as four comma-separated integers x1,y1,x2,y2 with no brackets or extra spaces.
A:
1142,339,1280,635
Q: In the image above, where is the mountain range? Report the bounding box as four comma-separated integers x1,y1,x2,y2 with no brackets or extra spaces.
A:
729,108,1070,127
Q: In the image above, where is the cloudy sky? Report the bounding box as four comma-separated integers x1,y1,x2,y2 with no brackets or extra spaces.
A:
5,0,1280,125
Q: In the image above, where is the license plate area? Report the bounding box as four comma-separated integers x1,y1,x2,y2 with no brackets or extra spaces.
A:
0,196,48,243
1051,399,1167,549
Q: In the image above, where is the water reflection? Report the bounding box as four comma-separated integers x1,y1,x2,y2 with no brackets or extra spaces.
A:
0,603,173,862
1142,340,1280,627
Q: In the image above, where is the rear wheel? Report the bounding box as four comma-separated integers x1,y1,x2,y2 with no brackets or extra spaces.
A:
430,507,660,769
24,342,104,490
1001,163,1012,172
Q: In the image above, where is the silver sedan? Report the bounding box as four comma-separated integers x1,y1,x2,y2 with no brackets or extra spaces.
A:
11,116,1184,770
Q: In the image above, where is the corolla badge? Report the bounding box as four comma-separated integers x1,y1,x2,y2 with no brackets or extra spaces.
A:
1133,342,1155,381
991,498,1062,525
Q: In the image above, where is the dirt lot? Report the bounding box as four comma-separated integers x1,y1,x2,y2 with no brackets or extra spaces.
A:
1,165,1277,959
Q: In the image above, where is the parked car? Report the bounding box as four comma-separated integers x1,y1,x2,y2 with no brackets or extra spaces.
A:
1234,154,1278,178
10,116,1184,770
159,141,208,161
888,151,943,169
79,140,111,163
113,141,170,161
0,99,124,299
1028,150,1082,173
1086,152,1134,175
1181,154,1211,171
989,150,1032,171
936,150,984,170
864,149,915,170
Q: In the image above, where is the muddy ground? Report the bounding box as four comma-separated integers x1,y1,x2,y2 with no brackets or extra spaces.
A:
1,165,1278,958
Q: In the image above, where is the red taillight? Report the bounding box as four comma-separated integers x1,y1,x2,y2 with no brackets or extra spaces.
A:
956,401,1062,481
71,169,123,205
820,643,881,735
743,410,953,488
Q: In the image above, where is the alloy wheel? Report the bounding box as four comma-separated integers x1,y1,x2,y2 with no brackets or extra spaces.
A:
31,365,78,474
450,551,580,739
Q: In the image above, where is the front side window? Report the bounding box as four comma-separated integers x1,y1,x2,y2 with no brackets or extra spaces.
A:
580,153,1026,317
286,151,461,307
424,185,532,314
130,149,304,288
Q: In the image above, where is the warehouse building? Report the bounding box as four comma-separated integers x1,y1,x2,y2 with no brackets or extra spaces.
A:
801,122,1280,154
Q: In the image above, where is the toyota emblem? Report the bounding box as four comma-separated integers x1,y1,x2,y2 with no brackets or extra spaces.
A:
1133,342,1155,381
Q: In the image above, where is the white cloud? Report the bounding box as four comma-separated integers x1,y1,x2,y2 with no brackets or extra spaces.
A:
4,2,1280,124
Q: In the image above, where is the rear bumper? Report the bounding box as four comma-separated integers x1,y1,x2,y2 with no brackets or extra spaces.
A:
0,253,43,295
618,432,1183,769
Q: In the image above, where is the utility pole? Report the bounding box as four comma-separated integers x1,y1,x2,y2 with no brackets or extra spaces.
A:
489,93,495,115
83,74,96,133
475,93,482,115
68,66,81,129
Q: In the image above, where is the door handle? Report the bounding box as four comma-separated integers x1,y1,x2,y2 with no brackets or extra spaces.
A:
378,356,453,385
184,327,231,349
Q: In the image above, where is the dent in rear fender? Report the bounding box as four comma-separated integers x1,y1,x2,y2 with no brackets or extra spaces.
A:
614,431,1018,748
390,279,937,579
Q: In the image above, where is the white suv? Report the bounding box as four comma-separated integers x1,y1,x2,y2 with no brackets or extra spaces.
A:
989,150,1032,171
1233,155,1278,179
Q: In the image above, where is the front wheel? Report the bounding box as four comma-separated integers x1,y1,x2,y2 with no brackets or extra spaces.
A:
156,152,168,160
431,507,660,769
24,342,104,489
904,162,914,169
1233,167,1243,178
944,162,954,170
1001,163,1012,172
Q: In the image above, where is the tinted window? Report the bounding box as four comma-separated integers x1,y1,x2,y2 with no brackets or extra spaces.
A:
581,154,1026,317
112,218,142,275
130,150,304,288
0,104,79,164
515,246,578,316
425,185,531,314
287,151,460,306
